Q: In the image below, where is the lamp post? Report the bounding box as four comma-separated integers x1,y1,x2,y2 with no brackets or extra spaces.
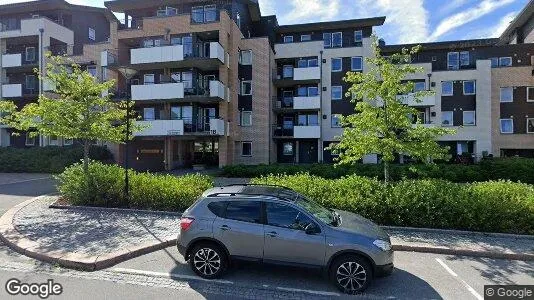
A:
117,67,138,204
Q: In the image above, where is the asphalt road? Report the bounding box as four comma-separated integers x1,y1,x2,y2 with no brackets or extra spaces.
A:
0,174,57,214
0,175,532,299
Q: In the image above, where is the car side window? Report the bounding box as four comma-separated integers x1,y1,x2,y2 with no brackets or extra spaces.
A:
207,201,226,217
266,202,314,231
224,201,262,224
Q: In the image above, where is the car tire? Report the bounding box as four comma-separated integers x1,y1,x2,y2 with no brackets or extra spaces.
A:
330,254,373,294
189,243,228,279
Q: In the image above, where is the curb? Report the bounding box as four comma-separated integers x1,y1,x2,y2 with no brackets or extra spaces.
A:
383,226,534,240
391,245,534,261
0,196,178,271
49,201,183,217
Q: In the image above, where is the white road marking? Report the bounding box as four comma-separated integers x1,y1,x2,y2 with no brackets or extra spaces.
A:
111,267,234,284
276,287,340,297
0,177,51,186
435,258,483,300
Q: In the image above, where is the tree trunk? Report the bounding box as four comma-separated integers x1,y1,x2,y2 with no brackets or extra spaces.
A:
83,139,90,175
383,160,390,184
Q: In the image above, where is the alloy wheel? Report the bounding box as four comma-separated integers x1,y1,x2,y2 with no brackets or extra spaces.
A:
336,261,367,294
193,248,221,276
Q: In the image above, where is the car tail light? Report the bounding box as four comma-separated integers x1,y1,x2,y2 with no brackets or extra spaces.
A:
180,217,195,231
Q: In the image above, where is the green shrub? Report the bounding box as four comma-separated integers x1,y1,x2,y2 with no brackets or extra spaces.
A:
56,162,214,212
0,145,113,173
251,174,534,234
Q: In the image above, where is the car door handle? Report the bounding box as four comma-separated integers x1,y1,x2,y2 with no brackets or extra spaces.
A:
267,231,278,237
220,225,231,231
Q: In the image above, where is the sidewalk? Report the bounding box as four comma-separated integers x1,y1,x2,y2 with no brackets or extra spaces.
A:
0,196,533,271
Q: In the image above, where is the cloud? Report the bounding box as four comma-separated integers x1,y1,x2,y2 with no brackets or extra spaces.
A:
279,0,340,23
429,0,516,41
463,11,517,39
436,0,471,17
259,0,276,16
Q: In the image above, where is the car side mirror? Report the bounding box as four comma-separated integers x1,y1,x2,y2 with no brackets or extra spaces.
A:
305,223,319,235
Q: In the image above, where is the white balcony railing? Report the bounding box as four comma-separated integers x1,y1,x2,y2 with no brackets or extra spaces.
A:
397,94,436,106
1,54,22,68
135,120,184,136
294,67,320,81
209,42,225,64
294,96,320,110
294,125,320,138
209,80,226,100
209,118,225,136
130,44,184,65
131,82,184,101
1,84,22,98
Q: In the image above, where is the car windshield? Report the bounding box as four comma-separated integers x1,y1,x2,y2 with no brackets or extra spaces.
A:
294,195,336,225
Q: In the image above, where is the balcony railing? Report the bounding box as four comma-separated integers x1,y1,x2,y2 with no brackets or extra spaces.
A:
272,124,321,138
272,95,320,110
130,41,224,65
273,67,321,81
136,117,224,136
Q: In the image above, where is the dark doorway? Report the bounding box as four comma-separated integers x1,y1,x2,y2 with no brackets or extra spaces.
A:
299,140,318,164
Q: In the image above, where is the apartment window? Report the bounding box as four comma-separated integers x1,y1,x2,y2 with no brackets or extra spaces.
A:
308,58,318,67
463,80,476,95
528,87,534,102
308,86,319,96
25,47,35,62
332,58,342,72
192,6,204,23
283,36,294,43
332,86,343,100
351,57,363,71
298,58,318,68
332,32,342,48
241,142,252,156
414,82,426,92
241,80,252,95
143,108,155,120
500,87,513,103
282,142,294,156
25,75,36,91
500,119,514,134
239,50,252,65
354,30,363,44
49,136,59,146
25,133,35,146
442,81,453,96
301,34,311,42
331,114,342,128
527,118,534,133
87,65,97,78
499,57,512,67
441,111,453,126
459,51,470,66
63,138,74,146
204,5,217,22
88,28,95,41
463,111,476,126
144,74,155,85
298,114,319,126
490,57,499,68
447,52,459,70
323,33,332,48
240,111,252,126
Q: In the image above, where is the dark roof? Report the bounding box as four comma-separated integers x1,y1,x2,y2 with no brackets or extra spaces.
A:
380,38,499,53
0,0,117,22
276,16,386,34
499,0,534,44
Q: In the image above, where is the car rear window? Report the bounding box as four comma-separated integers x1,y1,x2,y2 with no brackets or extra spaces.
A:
207,201,226,217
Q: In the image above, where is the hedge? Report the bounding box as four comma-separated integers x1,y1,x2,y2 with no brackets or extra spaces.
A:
223,158,534,184
251,174,534,235
56,162,214,212
0,145,113,173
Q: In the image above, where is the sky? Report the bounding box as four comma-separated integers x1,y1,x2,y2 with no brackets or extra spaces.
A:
1,0,530,45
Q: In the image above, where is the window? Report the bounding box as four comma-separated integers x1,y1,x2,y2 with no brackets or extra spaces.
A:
204,5,217,22
332,86,343,100
460,51,470,66
236,12,241,29
63,138,73,146
331,114,342,127
283,36,294,43
463,80,476,95
143,107,155,120
25,47,35,62
241,80,252,95
241,142,252,156
442,81,453,96
500,119,514,134
323,33,331,48
490,57,499,68
447,52,459,70
301,34,311,42
25,133,35,146
441,111,453,126
527,87,534,102
240,111,252,126
308,86,319,96
457,142,469,155
297,114,318,126
191,6,204,23
239,50,252,65
354,30,363,44
307,58,318,67
25,75,36,93
283,142,294,156
49,136,59,146
414,82,426,92
88,28,95,41
332,32,342,48
463,111,476,126
528,118,534,133
297,59,307,68
225,201,261,223
87,65,97,78
282,65,293,78
144,74,155,85
266,202,314,231
500,87,513,103
207,202,226,217
331,58,342,72
499,57,512,67
351,56,363,71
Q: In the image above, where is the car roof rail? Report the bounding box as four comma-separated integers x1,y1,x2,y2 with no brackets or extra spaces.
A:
223,183,293,190
206,192,295,202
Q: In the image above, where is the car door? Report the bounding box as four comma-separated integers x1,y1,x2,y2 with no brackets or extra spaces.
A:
212,200,264,260
263,202,326,267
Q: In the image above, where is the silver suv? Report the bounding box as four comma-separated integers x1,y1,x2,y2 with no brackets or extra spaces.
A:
177,184,394,294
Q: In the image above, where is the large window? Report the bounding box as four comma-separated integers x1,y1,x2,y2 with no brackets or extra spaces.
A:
324,32,342,48
241,80,252,95
282,65,293,78
463,111,476,126
323,33,331,48
500,119,514,134
331,114,342,128
297,114,319,126
170,106,193,124
442,81,453,96
239,50,252,65
351,56,363,71
331,58,342,72
240,111,252,126
225,201,261,223
192,5,217,23
241,142,252,156
447,52,459,70
500,87,513,103
298,58,318,68
266,202,314,231
414,81,426,92
143,107,155,120
331,86,343,100
442,111,453,126
463,80,476,95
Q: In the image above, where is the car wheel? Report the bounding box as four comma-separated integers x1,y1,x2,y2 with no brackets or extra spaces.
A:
330,255,372,294
189,243,227,279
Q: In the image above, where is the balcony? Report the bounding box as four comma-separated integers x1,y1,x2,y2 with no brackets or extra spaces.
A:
135,119,184,137
273,96,320,110
273,67,321,87
397,94,436,106
0,17,74,46
1,54,22,68
131,44,184,65
272,125,321,139
1,84,22,98
131,82,185,101
294,67,320,81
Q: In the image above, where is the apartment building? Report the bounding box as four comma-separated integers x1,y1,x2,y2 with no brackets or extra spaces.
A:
0,0,116,148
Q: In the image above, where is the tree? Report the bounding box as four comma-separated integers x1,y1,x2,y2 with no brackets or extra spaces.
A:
328,36,455,183
0,54,140,176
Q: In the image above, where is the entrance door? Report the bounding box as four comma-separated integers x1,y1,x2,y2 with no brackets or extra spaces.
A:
299,141,318,164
